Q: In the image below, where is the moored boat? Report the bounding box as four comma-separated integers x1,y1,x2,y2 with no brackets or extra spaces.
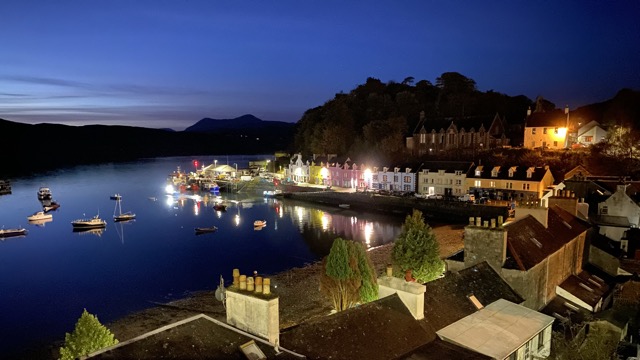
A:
0,179,11,195
110,194,122,200
195,226,218,234
27,211,53,222
253,220,267,227
213,204,227,211
71,215,107,229
37,187,52,200
0,227,27,238
338,204,350,209
113,197,136,222
43,201,60,213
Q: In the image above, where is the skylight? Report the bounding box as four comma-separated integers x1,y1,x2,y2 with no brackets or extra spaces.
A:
562,220,572,229
468,294,484,310
579,283,594,292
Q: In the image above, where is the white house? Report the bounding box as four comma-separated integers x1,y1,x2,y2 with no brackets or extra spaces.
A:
287,153,310,183
576,120,607,147
416,161,474,197
596,184,640,252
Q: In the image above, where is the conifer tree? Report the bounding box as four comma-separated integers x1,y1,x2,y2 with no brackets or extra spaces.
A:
392,209,444,283
321,238,378,311
59,309,119,360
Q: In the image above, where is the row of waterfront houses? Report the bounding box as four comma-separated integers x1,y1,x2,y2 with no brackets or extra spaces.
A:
287,154,555,201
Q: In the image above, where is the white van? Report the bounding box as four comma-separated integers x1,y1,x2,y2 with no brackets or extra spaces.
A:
458,194,475,202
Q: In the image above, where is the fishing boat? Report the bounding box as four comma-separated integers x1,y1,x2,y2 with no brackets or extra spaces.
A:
0,227,27,238
71,215,107,229
27,211,53,222
110,194,122,200
113,197,136,222
37,187,52,200
195,226,218,235
253,220,267,227
213,204,227,211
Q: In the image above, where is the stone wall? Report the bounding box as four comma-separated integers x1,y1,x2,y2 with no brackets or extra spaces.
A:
463,225,507,271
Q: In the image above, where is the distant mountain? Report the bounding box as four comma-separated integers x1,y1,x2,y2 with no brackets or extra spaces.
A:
0,116,295,178
571,88,640,129
184,114,295,133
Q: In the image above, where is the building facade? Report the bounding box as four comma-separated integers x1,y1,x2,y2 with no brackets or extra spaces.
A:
466,165,555,201
416,161,474,197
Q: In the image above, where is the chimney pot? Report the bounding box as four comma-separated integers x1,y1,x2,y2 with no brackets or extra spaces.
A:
483,220,489,227
476,217,481,226
239,275,247,290
233,268,240,286
263,278,271,295
490,219,496,228
386,264,393,277
255,276,263,293
498,215,504,224
469,217,475,226
247,276,255,292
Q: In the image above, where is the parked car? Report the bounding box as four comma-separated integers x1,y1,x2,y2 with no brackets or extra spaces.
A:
458,194,475,203
476,196,489,204
426,194,443,200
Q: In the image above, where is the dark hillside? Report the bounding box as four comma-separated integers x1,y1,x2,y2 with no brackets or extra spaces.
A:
0,118,294,178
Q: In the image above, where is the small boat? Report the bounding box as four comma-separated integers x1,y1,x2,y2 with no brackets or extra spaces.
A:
338,204,350,209
253,220,267,227
0,179,11,195
37,187,52,200
263,190,283,198
213,204,227,211
71,215,107,229
0,227,27,238
27,211,53,222
110,194,122,200
43,201,60,213
113,197,136,222
195,226,218,235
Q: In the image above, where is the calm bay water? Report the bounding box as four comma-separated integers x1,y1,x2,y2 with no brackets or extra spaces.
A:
0,155,402,358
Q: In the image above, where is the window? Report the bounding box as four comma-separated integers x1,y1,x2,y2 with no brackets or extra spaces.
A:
506,182,513,189
372,175,378,181
537,330,545,350
455,170,462,176
553,141,558,147
601,205,608,215
532,128,537,135
393,175,398,182
490,181,495,187
474,180,481,187
524,341,531,360
584,135,593,142
422,169,429,174
554,127,559,134
543,127,547,134
382,175,387,182
455,180,462,185
522,184,530,190
420,133,426,144
404,176,411,182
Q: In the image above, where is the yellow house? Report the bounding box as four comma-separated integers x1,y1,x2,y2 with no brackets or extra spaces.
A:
466,165,555,201
524,108,569,150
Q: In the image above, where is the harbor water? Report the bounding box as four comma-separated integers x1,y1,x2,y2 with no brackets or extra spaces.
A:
0,155,403,358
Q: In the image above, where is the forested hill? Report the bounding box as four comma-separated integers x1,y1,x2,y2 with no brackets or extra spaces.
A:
292,72,640,164
0,115,294,178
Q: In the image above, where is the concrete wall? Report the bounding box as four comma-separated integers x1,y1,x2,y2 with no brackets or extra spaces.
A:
588,245,620,277
377,276,426,320
463,225,507,271
226,288,279,345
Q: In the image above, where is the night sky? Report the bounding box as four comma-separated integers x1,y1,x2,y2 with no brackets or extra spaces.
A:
1,1,639,130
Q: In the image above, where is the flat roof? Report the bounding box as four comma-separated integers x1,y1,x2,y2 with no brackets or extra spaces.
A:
436,299,554,359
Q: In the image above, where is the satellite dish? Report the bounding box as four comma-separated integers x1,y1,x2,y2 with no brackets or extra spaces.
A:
215,275,226,303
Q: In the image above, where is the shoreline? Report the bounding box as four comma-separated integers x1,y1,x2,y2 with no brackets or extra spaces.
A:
104,223,464,344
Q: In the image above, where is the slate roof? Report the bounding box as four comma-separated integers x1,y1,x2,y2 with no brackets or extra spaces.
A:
540,295,591,332
503,205,590,270
558,271,610,308
593,215,631,227
279,294,435,360
469,164,550,182
420,161,475,175
525,109,567,128
89,314,303,359
423,261,524,332
414,114,498,134
394,338,491,360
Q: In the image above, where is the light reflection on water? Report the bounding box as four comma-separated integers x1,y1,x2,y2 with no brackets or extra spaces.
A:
0,156,403,358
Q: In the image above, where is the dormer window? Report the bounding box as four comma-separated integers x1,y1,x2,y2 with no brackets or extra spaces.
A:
373,167,378,172
508,166,517,178
475,166,483,177
491,166,500,177
526,167,534,178
455,170,462,176
422,169,429,175
405,168,411,173
394,167,399,173
438,170,445,176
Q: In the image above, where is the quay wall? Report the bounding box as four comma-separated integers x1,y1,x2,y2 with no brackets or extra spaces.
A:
285,192,508,223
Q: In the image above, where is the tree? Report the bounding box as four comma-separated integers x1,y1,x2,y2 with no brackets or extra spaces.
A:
320,238,378,311
59,309,119,360
392,210,444,283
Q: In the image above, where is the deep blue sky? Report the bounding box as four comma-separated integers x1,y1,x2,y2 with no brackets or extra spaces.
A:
1,1,639,130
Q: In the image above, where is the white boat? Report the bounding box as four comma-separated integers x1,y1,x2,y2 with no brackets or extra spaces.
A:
0,227,27,238
37,187,52,200
113,197,136,222
253,220,267,227
195,226,218,235
27,211,53,222
71,215,107,229
43,201,61,212
338,204,350,209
